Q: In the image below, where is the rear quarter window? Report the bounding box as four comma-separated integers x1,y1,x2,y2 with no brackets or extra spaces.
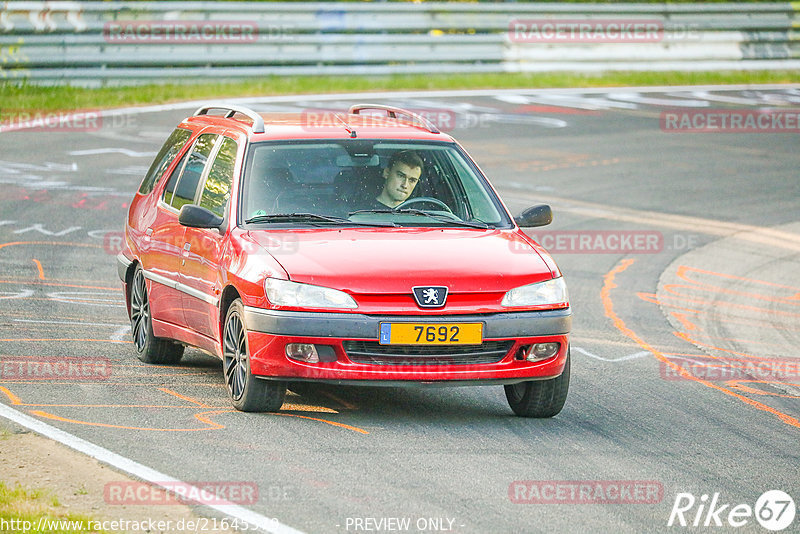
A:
168,133,218,211
138,128,192,195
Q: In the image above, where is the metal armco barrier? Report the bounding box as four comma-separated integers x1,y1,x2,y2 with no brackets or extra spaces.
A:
1,2,799,86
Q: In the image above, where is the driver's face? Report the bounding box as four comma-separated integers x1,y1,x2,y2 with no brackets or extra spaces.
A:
381,162,422,206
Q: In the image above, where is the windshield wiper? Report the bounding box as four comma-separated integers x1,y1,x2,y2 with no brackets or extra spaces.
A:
348,208,491,229
245,213,397,227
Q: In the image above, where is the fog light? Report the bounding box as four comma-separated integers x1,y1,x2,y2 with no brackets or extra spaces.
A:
525,342,560,362
286,343,319,363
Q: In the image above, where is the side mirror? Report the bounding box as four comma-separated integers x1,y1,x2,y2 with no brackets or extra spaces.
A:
514,204,552,227
178,204,224,230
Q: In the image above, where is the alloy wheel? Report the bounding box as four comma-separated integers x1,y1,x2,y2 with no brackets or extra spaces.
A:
223,311,247,401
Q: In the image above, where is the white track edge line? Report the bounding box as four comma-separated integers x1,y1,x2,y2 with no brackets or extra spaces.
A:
0,403,305,534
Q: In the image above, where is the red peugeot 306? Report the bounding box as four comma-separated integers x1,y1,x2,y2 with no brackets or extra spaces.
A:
117,104,571,417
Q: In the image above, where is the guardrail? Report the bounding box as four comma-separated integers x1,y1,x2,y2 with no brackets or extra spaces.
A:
1,2,798,86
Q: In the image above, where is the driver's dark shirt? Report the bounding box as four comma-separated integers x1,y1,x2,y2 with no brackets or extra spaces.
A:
351,197,394,212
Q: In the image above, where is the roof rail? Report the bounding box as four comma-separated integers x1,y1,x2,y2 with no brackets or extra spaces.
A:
348,104,440,135
193,104,265,134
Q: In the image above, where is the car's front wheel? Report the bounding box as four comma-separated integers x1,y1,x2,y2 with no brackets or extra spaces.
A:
223,299,286,412
129,265,184,364
505,348,570,418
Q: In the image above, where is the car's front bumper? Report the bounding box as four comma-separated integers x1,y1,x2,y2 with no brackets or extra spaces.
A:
243,307,570,339
243,307,571,384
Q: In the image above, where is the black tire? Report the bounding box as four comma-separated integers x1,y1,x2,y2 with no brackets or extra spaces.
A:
129,266,184,364
223,299,286,412
505,349,570,418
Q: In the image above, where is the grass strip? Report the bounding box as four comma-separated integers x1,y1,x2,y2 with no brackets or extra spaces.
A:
0,481,106,533
1,70,798,116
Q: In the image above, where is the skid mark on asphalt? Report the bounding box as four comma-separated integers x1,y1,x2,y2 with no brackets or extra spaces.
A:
663,310,800,334
669,265,800,305
509,193,800,254
273,413,369,435
14,319,127,327
68,148,156,157
0,384,362,433
30,409,231,432
0,279,120,290
1,378,363,433
644,263,800,401
572,346,651,363
725,381,800,399
672,332,780,360
604,259,800,429
0,338,129,343
0,386,228,430
160,387,210,407
110,324,131,341
468,144,624,175
641,266,800,352
638,292,800,323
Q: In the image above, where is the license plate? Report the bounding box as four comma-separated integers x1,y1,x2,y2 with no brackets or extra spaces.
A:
379,322,483,345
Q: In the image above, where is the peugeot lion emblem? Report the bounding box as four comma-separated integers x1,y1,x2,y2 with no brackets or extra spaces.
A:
412,286,448,308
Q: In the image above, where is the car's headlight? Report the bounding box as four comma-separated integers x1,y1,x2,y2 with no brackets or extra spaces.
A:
265,278,358,309
501,277,568,308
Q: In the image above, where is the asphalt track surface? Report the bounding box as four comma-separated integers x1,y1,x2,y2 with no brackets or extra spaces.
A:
1,86,799,533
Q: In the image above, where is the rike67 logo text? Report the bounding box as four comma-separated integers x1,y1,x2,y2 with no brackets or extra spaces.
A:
668,490,795,531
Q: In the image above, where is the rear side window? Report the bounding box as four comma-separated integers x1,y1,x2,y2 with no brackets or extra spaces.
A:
199,137,238,218
138,128,191,194
164,133,218,211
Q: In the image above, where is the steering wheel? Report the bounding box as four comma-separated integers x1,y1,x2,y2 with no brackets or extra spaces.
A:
395,196,453,213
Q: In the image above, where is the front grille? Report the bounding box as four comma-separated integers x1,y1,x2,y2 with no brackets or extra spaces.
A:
342,340,514,366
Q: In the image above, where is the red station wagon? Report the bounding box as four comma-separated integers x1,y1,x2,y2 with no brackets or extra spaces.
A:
117,104,571,417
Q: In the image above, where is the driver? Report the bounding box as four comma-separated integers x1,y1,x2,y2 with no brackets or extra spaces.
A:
374,150,424,208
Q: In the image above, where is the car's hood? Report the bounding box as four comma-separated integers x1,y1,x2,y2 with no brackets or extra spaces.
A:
249,228,553,293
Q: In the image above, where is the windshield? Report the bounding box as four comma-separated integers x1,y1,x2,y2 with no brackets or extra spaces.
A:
240,140,512,228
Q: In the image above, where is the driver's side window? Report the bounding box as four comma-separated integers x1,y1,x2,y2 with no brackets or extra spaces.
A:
198,137,238,218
